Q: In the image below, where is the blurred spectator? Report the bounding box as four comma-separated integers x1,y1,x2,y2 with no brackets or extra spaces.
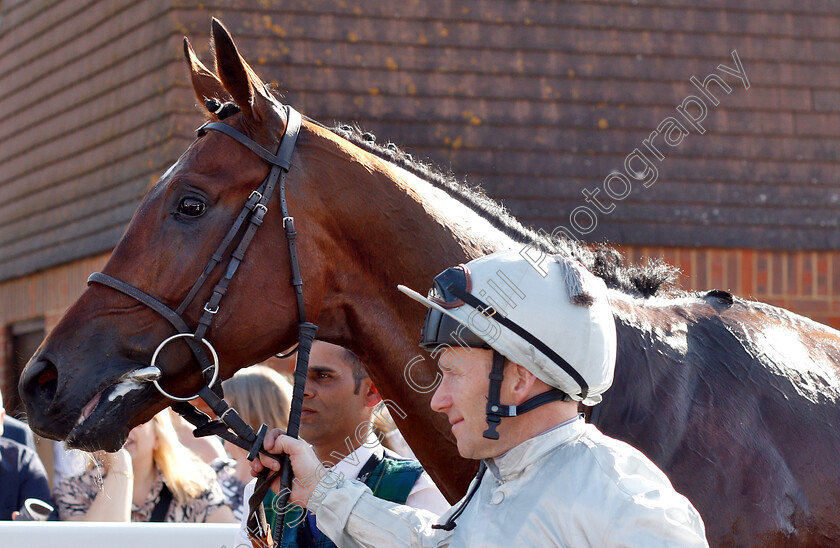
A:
3,414,35,452
52,442,87,486
211,365,292,521
170,409,227,464
54,410,235,523
0,390,52,520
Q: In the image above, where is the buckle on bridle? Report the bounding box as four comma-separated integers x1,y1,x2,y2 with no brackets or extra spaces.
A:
204,303,219,315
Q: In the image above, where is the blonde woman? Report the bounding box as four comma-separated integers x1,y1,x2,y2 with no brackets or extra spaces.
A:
170,409,227,464
54,410,235,523
211,365,291,521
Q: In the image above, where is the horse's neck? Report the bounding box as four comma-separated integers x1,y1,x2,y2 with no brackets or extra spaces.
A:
309,125,520,370
305,125,519,329
300,126,518,496
368,167,514,264
387,163,519,257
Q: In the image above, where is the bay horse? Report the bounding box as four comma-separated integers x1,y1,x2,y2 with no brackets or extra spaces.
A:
18,19,840,547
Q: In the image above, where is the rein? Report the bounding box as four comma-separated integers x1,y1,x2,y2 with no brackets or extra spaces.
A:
87,105,313,547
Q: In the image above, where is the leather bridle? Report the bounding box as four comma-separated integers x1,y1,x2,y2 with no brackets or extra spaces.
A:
87,105,314,546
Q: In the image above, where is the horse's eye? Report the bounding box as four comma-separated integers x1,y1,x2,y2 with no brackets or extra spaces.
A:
177,197,206,217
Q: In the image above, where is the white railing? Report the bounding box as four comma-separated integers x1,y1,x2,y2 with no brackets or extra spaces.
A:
1,522,242,548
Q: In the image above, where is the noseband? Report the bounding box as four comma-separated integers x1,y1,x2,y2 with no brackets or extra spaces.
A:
87,105,313,546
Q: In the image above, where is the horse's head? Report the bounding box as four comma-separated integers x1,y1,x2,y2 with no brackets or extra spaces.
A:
19,20,325,451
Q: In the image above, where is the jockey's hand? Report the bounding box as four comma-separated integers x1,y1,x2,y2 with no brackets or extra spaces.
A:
252,429,327,508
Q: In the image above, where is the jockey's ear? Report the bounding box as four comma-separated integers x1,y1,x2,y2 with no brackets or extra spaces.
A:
183,37,229,118
506,362,541,406
210,17,275,123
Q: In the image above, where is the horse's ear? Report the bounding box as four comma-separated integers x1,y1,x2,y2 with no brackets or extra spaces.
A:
183,37,229,114
210,18,274,122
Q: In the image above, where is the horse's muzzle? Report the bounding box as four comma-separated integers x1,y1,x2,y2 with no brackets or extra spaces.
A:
18,355,66,440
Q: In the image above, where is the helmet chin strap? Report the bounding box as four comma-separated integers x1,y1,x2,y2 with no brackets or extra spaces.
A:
483,350,571,440
432,350,572,532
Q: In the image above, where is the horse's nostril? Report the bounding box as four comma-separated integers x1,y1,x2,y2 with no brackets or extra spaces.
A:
20,357,59,411
37,364,57,386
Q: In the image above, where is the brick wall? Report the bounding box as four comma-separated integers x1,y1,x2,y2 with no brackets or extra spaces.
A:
5,0,840,286
0,253,109,404
620,245,840,330
0,1,187,281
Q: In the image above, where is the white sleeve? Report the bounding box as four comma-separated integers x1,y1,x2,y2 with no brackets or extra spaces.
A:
404,471,451,516
233,479,257,548
309,471,454,548
604,492,709,548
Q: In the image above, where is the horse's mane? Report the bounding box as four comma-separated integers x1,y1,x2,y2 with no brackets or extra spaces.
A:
328,122,680,299
203,99,678,298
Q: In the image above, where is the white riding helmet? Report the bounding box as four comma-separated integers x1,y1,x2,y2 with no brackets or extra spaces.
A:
398,250,616,407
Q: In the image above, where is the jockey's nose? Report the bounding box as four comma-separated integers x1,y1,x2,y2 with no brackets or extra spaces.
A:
430,379,451,414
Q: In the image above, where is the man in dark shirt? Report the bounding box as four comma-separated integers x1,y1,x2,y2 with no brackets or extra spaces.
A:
0,391,52,520
3,415,36,451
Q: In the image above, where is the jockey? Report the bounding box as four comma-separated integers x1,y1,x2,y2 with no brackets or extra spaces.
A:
253,250,709,547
